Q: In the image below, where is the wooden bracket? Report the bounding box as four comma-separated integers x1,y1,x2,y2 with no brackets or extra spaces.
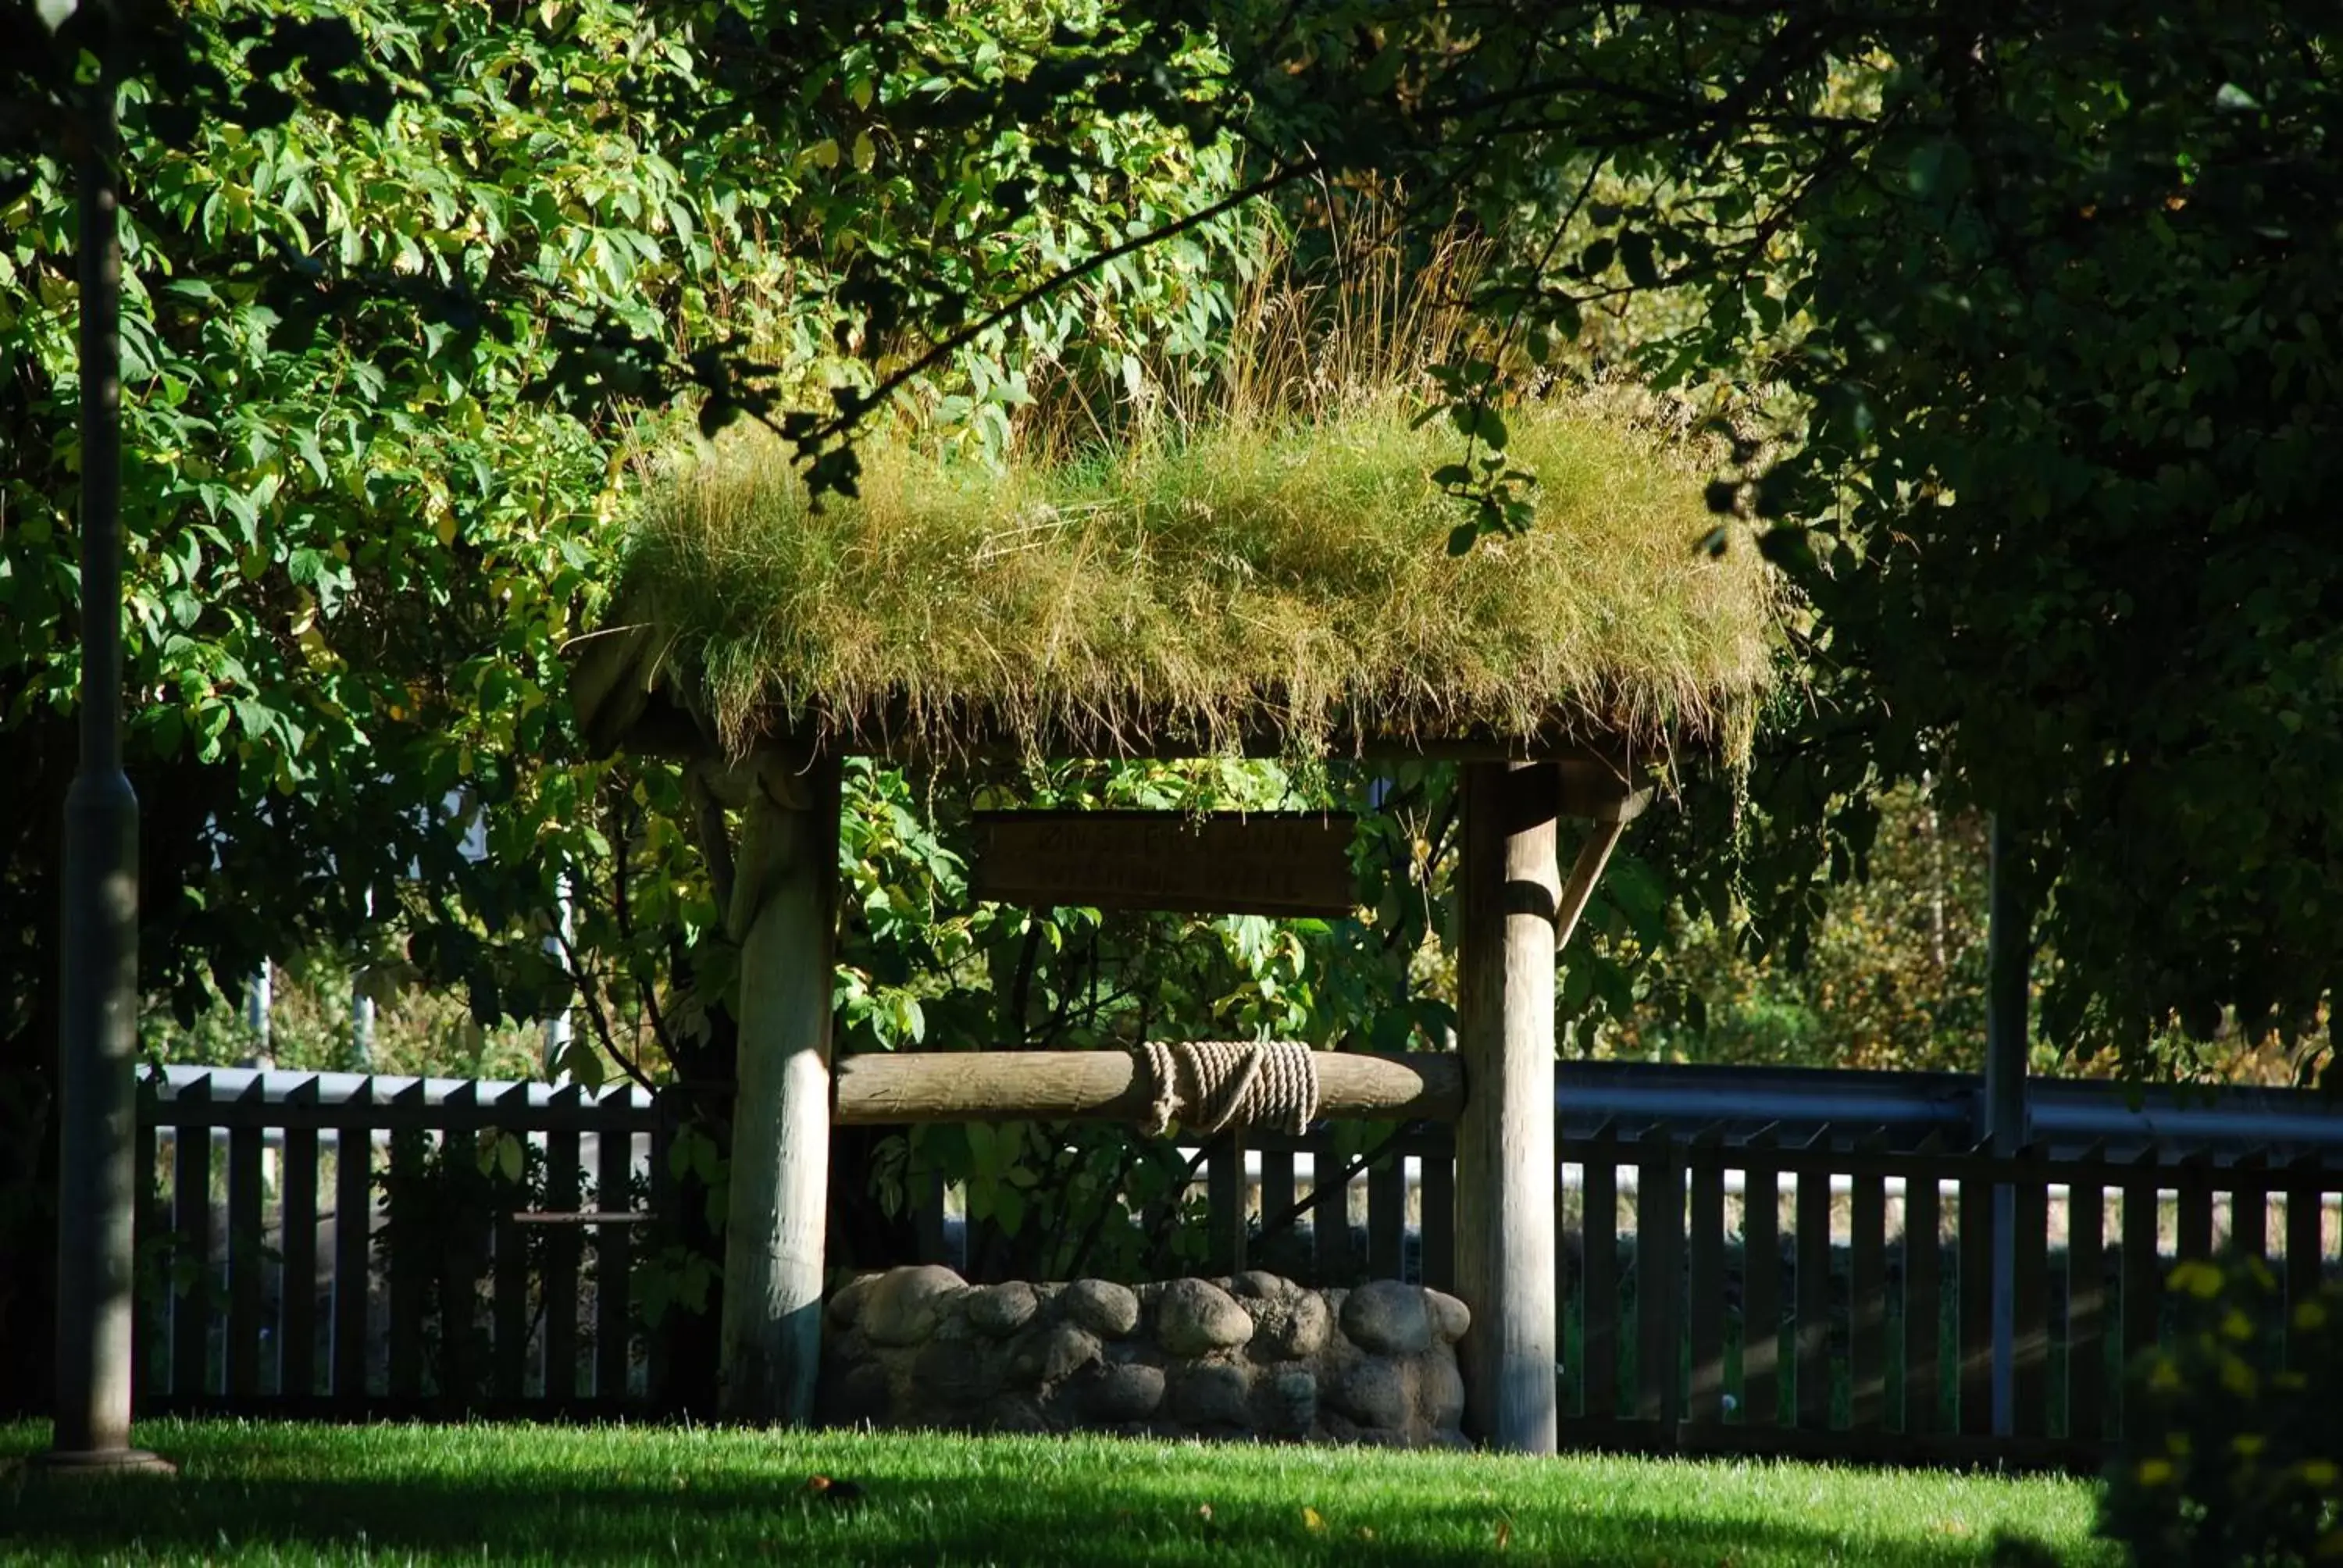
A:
1497,755,1653,834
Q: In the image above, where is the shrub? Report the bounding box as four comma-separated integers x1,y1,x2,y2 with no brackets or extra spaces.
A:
2100,1255,2342,1566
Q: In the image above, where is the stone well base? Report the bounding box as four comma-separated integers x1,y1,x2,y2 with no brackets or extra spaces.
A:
820,1267,1470,1449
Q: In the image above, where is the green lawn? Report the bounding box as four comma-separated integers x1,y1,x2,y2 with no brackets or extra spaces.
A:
0,1420,2117,1567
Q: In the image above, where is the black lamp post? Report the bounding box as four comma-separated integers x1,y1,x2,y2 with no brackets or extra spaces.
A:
33,40,172,1477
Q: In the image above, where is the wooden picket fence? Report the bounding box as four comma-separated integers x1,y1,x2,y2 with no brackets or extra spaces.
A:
139,1069,2341,1466
137,1073,666,1417
1123,1124,2341,1467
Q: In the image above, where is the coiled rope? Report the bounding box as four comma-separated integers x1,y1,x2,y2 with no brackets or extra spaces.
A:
1138,1040,1320,1138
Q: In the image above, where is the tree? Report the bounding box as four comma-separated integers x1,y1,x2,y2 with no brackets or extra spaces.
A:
0,0,1257,1416
1181,1,2341,1080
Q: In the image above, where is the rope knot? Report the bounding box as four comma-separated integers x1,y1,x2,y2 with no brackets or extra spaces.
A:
1137,1040,1320,1138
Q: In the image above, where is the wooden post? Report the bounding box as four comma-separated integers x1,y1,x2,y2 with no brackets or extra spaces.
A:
1456,761,1623,1454
718,754,841,1425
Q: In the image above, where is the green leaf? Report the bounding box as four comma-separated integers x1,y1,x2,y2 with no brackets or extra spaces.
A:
1617,230,1658,289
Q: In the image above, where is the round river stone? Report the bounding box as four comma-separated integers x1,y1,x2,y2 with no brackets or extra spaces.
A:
863,1264,967,1346
1339,1281,1432,1356
1423,1288,1471,1345
1172,1360,1253,1427
1275,1290,1331,1357
1155,1278,1254,1356
966,1281,1040,1337
1085,1362,1166,1421
1061,1278,1141,1338
1011,1321,1102,1385
1336,1356,1410,1430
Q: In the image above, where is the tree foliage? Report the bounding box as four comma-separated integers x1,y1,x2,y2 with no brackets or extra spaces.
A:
0,0,1257,1408
1179,1,2341,1076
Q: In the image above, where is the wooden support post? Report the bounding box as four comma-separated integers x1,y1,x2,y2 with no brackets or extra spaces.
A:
1454,762,1624,1453
718,754,842,1425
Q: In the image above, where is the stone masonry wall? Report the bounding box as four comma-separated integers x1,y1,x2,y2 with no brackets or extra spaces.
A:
819,1267,1470,1448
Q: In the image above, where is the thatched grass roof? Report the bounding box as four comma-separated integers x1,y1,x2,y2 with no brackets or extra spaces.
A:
575,399,1781,766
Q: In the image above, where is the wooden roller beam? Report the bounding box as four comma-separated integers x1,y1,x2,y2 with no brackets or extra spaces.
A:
831,1049,1463,1126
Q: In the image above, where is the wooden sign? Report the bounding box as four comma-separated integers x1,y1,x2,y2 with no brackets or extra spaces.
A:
968,811,1356,918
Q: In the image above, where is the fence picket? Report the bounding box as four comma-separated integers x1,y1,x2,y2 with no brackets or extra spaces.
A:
1849,1132,1887,1431
2285,1156,2327,1374
134,1073,158,1398
596,1096,635,1403
1578,1123,1619,1422
2012,1142,2049,1438
2229,1151,2268,1263
2067,1144,2106,1444
1637,1128,1683,1426
280,1078,321,1400
1903,1135,1942,1435
1208,1133,1244,1276
1421,1148,1455,1292
1958,1161,1992,1437
646,1092,675,1406
331,1084,373,1398
171,1074,213,1400
544,1087,583,1401
387,1081,427,1400
226,1098,266,1400
2120,1150,2163,1400
1794,1130,1832,1432
1686,1128,1727,1426
1260,1143,1296,1274
1310,1132,1352,1284
1741,1128,1781,1428
433,1082,480,1410
2177,1153,2214,1263
1368,1148,1404,1281
494,1082,530,1403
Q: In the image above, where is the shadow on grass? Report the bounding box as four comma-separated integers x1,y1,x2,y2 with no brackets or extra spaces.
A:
1,1451,2071,1566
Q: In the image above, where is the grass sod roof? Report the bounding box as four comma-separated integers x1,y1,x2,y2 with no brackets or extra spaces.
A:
578,398,1781,768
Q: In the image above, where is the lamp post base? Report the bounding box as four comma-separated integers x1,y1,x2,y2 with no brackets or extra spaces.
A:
23,1447,177,1478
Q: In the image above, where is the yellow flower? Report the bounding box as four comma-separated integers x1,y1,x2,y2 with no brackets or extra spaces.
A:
2299,1459,2339,1489
2231,1434,2266,1458
2135,1459,2174,1488
2220,1309,2256,1343
2296,1300,2329,1333
2220,1355,2259,1398
2148,1357,2183,1393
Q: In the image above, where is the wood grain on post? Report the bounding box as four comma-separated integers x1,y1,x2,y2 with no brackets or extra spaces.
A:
1456,761,1589,1455
831,1049,1462,1125
718,755,842,1426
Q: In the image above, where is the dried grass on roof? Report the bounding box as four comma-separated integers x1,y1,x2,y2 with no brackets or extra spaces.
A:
607,391,1780,764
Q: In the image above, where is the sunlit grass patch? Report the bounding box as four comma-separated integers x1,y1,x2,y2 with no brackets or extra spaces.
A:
1,1419,2112,1567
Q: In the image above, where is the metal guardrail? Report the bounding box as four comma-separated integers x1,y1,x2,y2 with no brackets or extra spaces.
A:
1553,1058,2343,1153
